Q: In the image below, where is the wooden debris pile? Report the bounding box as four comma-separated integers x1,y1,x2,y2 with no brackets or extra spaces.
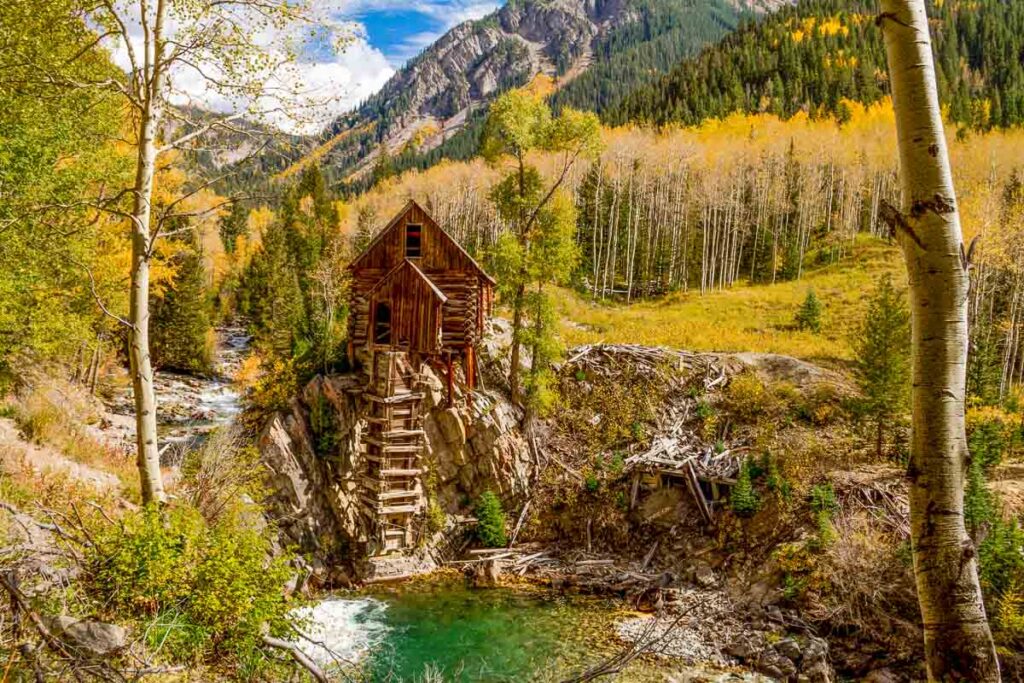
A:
562,344,707,381
447,545,676,597
827,465,910,537
559,344,749,526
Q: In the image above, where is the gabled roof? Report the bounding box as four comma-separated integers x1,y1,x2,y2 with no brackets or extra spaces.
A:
348,199,497,285
368,259,448,303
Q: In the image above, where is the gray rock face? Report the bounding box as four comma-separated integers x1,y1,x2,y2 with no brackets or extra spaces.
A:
357,0,604,135
258,338,532,576
46,616,126,657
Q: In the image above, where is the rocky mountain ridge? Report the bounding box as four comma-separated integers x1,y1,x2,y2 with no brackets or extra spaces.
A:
314,0,793,186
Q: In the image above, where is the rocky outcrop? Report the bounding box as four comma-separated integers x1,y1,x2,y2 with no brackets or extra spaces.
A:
258,340,531,579
356,0,605,134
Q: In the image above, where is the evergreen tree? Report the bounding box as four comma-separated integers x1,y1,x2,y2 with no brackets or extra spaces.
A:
218,200,249,254
967,322,1003,406
474,491,507,548
371,143,395,186
855,275,911,459
964,456,995,541
151,225,213,373
731,460,760,517
240,220,306,358
795,289,823,333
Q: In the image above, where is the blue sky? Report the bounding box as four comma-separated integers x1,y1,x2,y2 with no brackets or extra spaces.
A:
343,0,501,66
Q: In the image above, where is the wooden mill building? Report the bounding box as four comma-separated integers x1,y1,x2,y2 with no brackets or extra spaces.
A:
347,200,495,554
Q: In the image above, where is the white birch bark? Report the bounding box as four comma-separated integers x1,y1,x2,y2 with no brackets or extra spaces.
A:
879,1,999,678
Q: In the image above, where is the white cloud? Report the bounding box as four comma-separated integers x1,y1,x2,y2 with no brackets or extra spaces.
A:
325,0,501,65
105,2,395,135
104,0,502,135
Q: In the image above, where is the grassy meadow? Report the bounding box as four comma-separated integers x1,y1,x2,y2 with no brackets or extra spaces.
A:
555,238,905,365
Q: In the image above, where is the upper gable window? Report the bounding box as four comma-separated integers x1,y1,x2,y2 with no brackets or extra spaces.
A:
405,223,422,258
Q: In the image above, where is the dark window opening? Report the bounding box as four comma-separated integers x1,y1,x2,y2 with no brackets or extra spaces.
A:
373,302,391,345
406,224,422,258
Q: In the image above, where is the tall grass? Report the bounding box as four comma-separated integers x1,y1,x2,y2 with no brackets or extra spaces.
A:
556,238,903,363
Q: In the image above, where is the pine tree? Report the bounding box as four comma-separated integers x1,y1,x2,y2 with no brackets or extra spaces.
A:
795,290,823,333
855,275,911,458
731,460,760,517
967,322,1003,406
371,143,395,186
151,225,213,374
241,220,306,358
474,491,507,548
218,200,249,254
964,451,997,541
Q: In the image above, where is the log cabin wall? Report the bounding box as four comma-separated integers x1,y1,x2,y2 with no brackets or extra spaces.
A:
349,201,494,362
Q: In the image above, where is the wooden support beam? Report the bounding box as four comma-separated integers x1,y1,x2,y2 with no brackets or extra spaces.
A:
446,353,454,404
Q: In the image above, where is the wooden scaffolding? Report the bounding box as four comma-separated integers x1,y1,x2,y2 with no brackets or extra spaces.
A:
358,351,425,554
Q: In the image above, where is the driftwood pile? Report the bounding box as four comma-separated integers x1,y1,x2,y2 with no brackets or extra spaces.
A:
449,544,672,595
563,344,706,380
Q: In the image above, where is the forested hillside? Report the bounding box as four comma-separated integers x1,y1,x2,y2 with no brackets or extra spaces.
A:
342,0,1024,196
323,0,787,194
609,0,1024,130
334,103,1024,394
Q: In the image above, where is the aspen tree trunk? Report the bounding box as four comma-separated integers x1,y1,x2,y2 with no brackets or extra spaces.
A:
879,1,999,678
129,0,167,505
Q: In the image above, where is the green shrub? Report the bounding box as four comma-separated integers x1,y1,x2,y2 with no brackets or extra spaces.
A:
309,393,339,458
474,491,507,548
730,460,760,517
979,519,1024,602
762,452,792,502
585,473,600,493
968,412,1009,469
426,499,446,535
965,456,997,540
795,289,823,333
88,503,295,665
725,373,772,422
809,483,839,546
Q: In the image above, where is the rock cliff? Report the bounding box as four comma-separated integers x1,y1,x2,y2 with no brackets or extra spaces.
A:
258,323,531,582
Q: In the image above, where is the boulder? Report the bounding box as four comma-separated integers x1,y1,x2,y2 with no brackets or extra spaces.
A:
437,407,467,446
694,562,718,588
46,616,126,657
758,651,798,679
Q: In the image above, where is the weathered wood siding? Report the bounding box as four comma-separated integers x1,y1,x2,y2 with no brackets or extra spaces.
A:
369,262,444,355
349,202,494,357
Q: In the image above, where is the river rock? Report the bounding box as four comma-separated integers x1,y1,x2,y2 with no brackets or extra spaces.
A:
45,616,126,656
694,562,718,588
725,633,763,661
758,650,798,679
775,637,802,661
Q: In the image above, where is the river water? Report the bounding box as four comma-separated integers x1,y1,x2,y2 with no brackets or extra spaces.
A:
291,584,675,682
